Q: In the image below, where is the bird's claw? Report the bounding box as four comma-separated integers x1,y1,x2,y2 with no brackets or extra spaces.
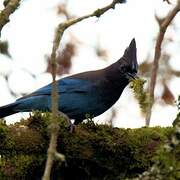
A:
58,111,75,133
68,123,76,133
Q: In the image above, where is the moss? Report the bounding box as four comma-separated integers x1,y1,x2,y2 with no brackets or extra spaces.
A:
0,120,8,147
57,120,172,179
132,96,180,180
0,113,175,179
0,154,45,179
0,120,16,156
130,78,151,115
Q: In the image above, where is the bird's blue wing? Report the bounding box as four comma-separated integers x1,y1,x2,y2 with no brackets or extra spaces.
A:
37,78,92,94
17,78,93,100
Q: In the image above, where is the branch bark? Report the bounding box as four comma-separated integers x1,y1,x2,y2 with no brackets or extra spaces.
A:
42,0,126,179
0,0,21,37
145,0,180,126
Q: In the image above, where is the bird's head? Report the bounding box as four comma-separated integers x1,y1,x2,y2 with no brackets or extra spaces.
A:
118,38,138,81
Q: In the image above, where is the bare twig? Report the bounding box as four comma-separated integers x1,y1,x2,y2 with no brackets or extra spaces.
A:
163,0,171,4
42,0,126,179
0,0,21,37
145,0,180,126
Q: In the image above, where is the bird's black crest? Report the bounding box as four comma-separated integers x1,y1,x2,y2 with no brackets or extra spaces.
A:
122,38,138,72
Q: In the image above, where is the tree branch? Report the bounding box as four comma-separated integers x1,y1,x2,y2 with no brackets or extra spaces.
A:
0,0,21,37
42,0,126,179
0,115,171,179
145,0,180,126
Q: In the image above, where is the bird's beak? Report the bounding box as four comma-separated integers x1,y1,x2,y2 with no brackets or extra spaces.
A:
126,72,139,81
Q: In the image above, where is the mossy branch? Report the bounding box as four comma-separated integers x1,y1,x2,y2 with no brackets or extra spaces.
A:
43,0,126,179
0,113,174,179
145,0,180,126
0,0,22,37
133,96,180,180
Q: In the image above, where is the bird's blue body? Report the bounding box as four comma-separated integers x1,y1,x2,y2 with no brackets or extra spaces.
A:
0,39,138,125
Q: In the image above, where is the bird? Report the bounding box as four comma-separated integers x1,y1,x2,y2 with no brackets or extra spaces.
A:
0,38,138,126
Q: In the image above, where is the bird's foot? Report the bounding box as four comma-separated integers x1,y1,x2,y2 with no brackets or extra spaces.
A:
68,123,76,133
58,111,75,133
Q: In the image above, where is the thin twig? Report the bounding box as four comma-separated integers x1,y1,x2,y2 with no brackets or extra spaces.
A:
42,0,126,179
163,0,171,4
145,0,180,126
0,0,21,37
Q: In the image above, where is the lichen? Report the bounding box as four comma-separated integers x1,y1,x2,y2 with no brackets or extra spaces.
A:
130,78,151,115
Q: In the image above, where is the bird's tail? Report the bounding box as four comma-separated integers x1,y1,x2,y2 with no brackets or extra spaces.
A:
0,102,18,118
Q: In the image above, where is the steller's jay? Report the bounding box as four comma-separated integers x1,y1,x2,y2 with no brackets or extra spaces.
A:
0,39,138,125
